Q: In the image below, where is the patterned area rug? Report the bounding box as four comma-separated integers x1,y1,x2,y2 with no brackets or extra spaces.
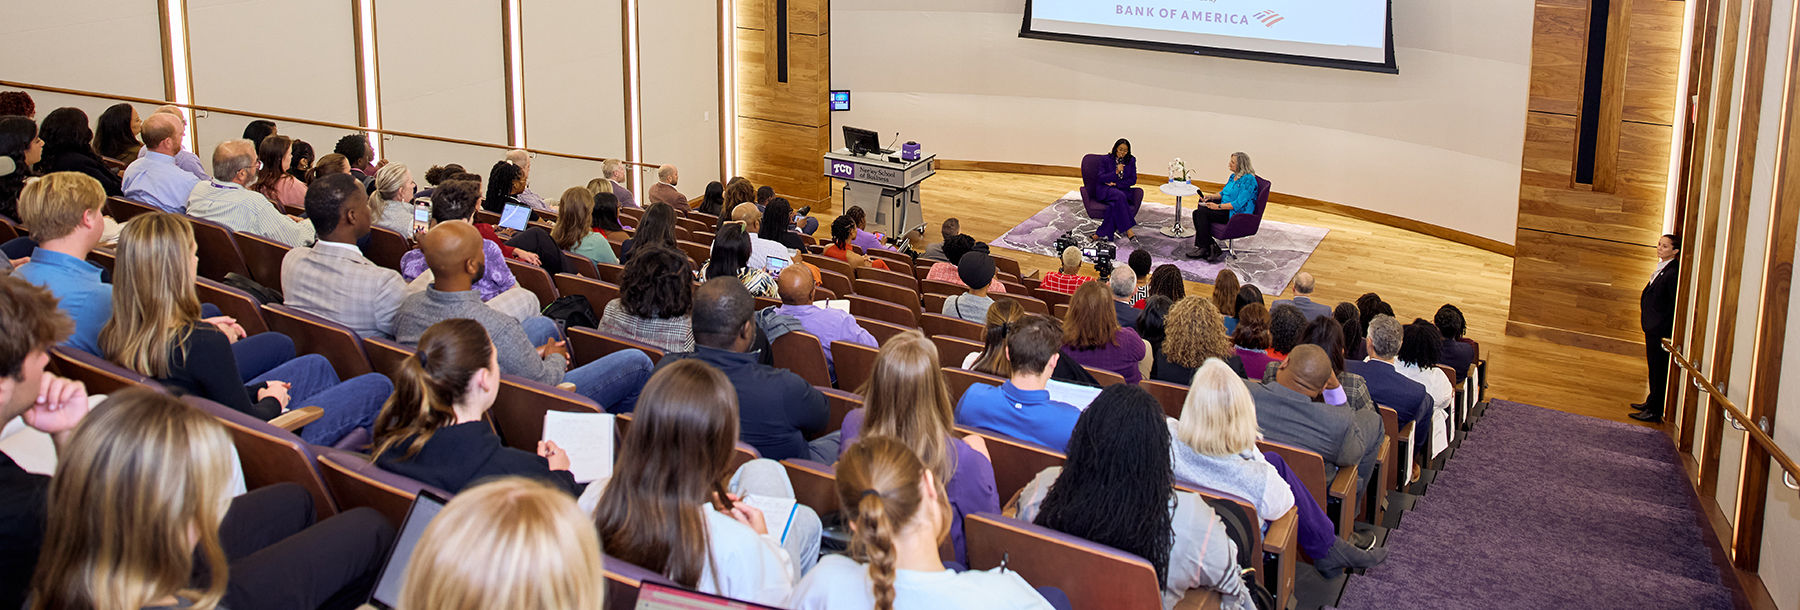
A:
991,191,1329,295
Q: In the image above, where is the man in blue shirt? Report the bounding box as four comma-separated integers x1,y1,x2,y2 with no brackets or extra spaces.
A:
955,315,1082,452
11,173,113,355
122,112,201,212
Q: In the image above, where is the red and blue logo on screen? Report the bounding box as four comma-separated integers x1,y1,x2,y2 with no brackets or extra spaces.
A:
1253,10,1283,26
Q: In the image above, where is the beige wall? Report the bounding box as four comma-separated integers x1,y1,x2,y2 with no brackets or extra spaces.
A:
828,0,1533,245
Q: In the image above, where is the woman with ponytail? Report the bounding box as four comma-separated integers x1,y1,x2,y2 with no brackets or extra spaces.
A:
789,436,1057,610
1012,384,1254,610
371,318,579,495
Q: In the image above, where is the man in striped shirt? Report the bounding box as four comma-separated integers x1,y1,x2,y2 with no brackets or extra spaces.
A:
186,140,316,247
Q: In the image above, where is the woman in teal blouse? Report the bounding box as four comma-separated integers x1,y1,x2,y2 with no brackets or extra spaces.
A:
1187,152,1258,263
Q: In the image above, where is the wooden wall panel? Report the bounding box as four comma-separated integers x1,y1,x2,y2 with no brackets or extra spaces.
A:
734,29,828,127
1521,113,1580,186
1529,2,1592,116
738,118,831,205
735,0,825,35
1623,0,1686,125
734,0,832,212
1508,230,1660,350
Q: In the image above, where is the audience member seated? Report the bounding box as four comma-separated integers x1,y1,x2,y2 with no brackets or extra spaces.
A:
1213,269,1242,334
661,278,832,461
721,178,757,227
1273,272,1331,321
1012,384,1252,609
774,264,877,372
553,186,619,265
1127,250,1153,304
242,119,277,146
479,160,564,274
414,163,462,201
1344,315,1431,435
335,133,377,188
121,111,201,212
921,217,960,262
1135,295,1172,380
30,389,395,610
956,315,1083,452
1248,345,1380,495
734,202,790,268
373,318,580,494
370,162,420,235
791,437,1056,610
943,251,999,324
503,149,551,212
249,135,308,209
1337,302,1367,361
1172,360,1386,576
105,213,391,446
12,173,114,354
133,105,210,179
1154,297,1246,383
619,201,679,262
825,215,891,271
1110,267,1142,329
1040,246,1096,295
761,197,809,250
927,234,1008,294
1136,265,1185,311
756,185,775,211
965,299,1028,372
694,180,726,216
594,188,634,236
399,179,540,322
0,276,91,609
836,331,998,564
0,117,41,224
0,91,32,117
481,158,526,213
283,174,409,338
1061,280,1147,384
400,477,605,610
600,158,638,209
395,221,650,412
844,206,899,253
307,151,351,183
33,107,121,197
705,224,779,298
91,103,142,169
648,163,689,208
1397,318,1454,457
600,245,697,353
187,140,317,247
1232,303,1279,380
287,139,315,184
1435,304,1476,382
595,360,822,603
1267,304,1307,361
1354,292,1390,335
1292,316,1377,415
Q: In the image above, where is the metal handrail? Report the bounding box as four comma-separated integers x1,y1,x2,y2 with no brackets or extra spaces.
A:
0,79,663,169
1664,338,1800,493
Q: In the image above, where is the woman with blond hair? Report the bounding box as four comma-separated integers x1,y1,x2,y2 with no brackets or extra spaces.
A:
30,388,393,610
789,437,1058,610
837,331,998,564
550,185,618,264
100,213,392,446
399,477,604,610
1154,297,1247,383
1172,359,1387,578
966,298,1028,373
370,162,419,235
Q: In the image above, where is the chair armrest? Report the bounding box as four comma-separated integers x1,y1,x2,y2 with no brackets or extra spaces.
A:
1262,507,1297,610
1328,464,1357,499
269,406,324,432
1262,507,1297,555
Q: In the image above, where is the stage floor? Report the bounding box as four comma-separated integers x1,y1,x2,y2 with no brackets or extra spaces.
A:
833,169,1653,426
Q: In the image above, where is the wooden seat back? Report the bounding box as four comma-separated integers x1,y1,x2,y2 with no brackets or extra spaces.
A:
964,513,1168,610
929,335,985,371
943,367,1004,402
801,252,854,278
316,447,450,526
234,231,292,293
853,279,922,320
188,217,251,281
106,196,158,223
830,341,880,391
919,278,963,296
261,303,374,379
856,265,918,291
505,259,558,307
920,313,985,341
1085,366,1126,387
1141,379,1190,419
1033,286,1074,310
567,327,665,367
195,277,269,336
363,336,417,380
676,239,711,267
562,251,600,278
818,268,855,299
923,293,949,315
957,425,1066,503
848,295,917,327
771,331,833,388
365,226,411,271
492,374,604,451
991,255,1023,278
866,248,913,270
853,316,910,345
817,387,861,437
184,395,337,518
999,293,1050,316
553,273,619,314
48,346,162,396
782,459,840,516
596,261,624,283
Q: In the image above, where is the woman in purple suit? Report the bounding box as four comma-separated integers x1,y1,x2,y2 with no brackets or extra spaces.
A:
1092,138,1138,241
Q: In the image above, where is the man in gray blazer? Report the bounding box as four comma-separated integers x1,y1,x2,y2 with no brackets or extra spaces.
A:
280,174,408,339
1273,272,1333,321
1247,344,1380,495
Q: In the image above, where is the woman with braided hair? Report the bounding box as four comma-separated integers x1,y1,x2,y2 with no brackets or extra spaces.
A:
788,436,1059,610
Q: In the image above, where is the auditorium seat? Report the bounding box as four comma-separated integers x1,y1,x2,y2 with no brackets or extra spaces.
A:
0,215,22,241
676,240,711,267
261,303,375,379
912,261,935,283
943,367,1004,402
1178,482,1299,610
105,196,157,223
818,268,855,299
48,346,162,396
604,556,680,610
85,246,116,276
595,261,624,283
235,231,292,294
816,387,861,437
921,313,985,341
362,336,416,380
692,231,715,245
1209,176,1271,260
848,295,916,327
754,295,781,310
475,210,501,226
771,331,833,388
690,211,718,227
1033,286,1073,310
1085,367,1125,387
956,426,1066,514
922,293,949,315
365,226,411,271
1140,379,1189,419
195,277,270,336
801,253,854,278
505,259,558,307
992,255,1023,279
963,513,1207,610
184,395,338,518
1257,439,1356,541
566,327,664,368
999,279,1029,296
782,459,840,516
316,447,453,526
188,216,251,281
853,279,922,321
920,279,963,297
490,373,604,451
618,207,643,223
866,248,912,270
853,316,910,346
856,266,918,291
1054,303,1069,319
562,251,600,279
553,273,618,312
830,340,880,391
929,335,985,369
999,293,1050,316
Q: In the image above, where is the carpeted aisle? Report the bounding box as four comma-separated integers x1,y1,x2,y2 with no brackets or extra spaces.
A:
1334,400,1734,610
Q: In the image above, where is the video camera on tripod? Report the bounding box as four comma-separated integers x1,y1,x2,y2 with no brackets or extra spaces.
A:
1054,231,1116,280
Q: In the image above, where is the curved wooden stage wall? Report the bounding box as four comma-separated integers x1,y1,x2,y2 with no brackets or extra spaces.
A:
1506,0,1686,356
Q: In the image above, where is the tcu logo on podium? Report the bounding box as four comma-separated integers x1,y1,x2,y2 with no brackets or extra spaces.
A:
828,161,857,180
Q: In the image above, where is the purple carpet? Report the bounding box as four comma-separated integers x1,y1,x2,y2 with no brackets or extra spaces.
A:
989,191,1328,295
1335,400,1734,610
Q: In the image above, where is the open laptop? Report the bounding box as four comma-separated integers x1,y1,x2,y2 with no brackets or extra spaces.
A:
634,581,787,610
365,489,450,609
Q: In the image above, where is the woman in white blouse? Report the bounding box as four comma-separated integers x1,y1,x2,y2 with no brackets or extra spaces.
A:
1394,318,1455,458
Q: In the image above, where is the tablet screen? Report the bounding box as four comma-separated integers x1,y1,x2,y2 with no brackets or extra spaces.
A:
498,204,531,231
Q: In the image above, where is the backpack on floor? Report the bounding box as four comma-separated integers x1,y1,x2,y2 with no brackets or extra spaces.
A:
1204,495,1278,610
541,294,598,329
222,272,283,305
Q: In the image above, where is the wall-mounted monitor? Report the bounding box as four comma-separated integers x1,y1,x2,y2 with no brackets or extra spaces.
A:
830,90,851,111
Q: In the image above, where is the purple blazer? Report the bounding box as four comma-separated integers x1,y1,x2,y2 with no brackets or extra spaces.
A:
1084,155,1137,192
1062,328,1147,384
1237,346,1281,381
839,408,1000,565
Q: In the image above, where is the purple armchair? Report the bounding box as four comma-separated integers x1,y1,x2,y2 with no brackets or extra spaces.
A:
1078,154,1143,221
1209,176,1272,259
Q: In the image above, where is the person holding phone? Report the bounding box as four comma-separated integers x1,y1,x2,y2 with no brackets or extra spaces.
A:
399,180,543,323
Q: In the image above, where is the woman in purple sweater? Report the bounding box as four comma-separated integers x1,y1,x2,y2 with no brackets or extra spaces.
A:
1060,281,1147,383
837,330,998,565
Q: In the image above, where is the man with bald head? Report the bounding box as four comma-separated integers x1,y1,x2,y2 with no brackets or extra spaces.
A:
771,264,875,375
187,139,316,247
1273,271,1332,321
130,105,210,179
121,111,203,211
734,202,789,269
1248,344,1379,493
648,164,688,209
393,221,652,412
